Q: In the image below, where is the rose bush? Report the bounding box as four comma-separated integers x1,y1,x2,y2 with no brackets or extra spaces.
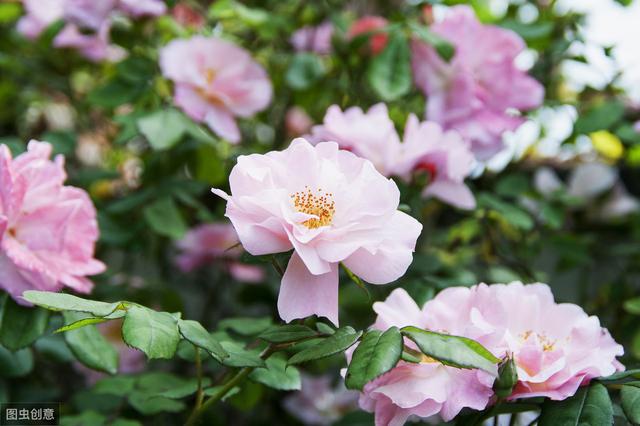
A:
0,1,639,426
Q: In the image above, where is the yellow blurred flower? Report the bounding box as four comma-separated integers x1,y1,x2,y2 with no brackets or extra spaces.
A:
590,130,624,160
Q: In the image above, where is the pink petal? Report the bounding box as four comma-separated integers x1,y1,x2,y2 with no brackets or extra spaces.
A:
204,105,241,143
423,180,476,210
277,252,339,325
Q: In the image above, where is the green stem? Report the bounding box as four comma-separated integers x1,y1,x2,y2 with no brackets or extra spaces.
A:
194,347,204,410
271,256,285,277
184,345,277,426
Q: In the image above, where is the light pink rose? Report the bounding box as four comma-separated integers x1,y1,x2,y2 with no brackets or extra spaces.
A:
53,22,126,63
291,22,334,55
0,141,105,303
309,104,402,177
411,6,544,160
118,0,167,17
175,223,264,283
17,0,65,39
425,282,624,401
283,374,359,425
310,104,476,209
355,288,495,425
213,138,422,325
159,36,273,144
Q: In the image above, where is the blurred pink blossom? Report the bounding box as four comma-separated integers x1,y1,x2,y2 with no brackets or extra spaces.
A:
285,107,314,137
425,282,624,400
355,288,495,425
119,0,167,17
291,22,334,55
283,374,358,425
348,16,388,55
411,6,544,160
159,36,273,143
213,138,422,325
63,0,116,30
54,22,126,63
310,103,476,209
17,0,65,39
0,141,105,303
175,223,264,283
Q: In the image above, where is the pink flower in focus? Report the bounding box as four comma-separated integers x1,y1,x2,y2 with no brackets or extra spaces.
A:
175,223,264,283
355,289,495,425
291,22,334,55
0,141,105,303
118,0,167,17
17,0,65,39
283,374,359,425
348,16,388,55
310,104,476,209
54,22,126,63
159,36,273,144
309,104,402,176
425,282,624,401
394,115,476,209
411,6,544,160
213,138,422,325
285,107,314,137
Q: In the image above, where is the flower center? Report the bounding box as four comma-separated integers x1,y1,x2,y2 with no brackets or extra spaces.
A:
520,330,556,352
291,186,335,229
197,68,224,105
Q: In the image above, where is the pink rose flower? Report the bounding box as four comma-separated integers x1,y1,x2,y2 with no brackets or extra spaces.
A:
283,374,359,425
175,223,264,283
348,16,388,55
213,138,422,325
411,6,544,160
355,288,495,425
118,0,167,17
54,22,126,63
0,141,105,303
159,36,273,144
17,0,65,39
394,114,476,209
425,282,624,401
290,22,334,55
309,104,402,177
310,103,476,209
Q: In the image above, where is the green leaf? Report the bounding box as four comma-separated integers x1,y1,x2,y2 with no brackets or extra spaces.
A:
249,356,301,390
219,341,265,368
316,322,335,335
203,385,240,400
122,306,180,360
0,3,22,23
93,376,137,396
137,108,192,150
345,327,403,390
56,313,124,333
538,383,613,426
621,384,640,424
285,53,325,90
258,324,318,343
0,297,49,351
0,346,33,377
155,377,212,399
598,369,640,383
411,23,455,61
288,327,362,365
61,411,107,426
219,316,273,336
128,394,185,415
143,196,188,240
478,193,534,231
624,298,640,315
400,326,499,373
368,31,412,101
22,291,125,317
177,319,228,362
575,101,625,134
63,312,119,375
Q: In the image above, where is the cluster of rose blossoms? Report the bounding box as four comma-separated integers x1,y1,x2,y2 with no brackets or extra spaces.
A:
18,0,166,61
7,4,626,426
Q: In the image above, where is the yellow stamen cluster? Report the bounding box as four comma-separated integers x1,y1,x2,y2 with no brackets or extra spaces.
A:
520,330,556,352
291,186,335,229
